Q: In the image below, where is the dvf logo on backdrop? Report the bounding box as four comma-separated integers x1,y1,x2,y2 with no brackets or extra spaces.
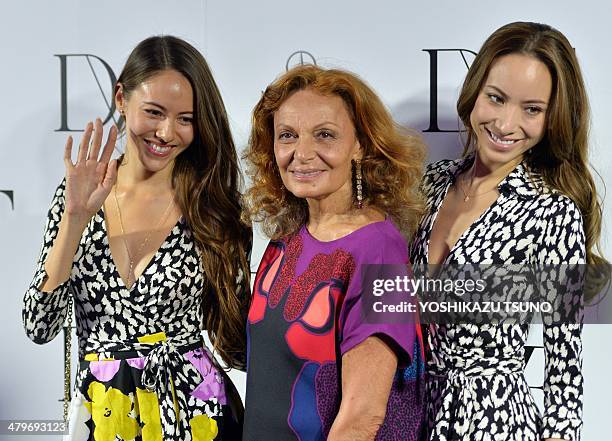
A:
55,54,118,132
422,48,476,133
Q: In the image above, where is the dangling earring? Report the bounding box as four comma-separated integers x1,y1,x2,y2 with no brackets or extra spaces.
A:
117,109,127,156
354,159,363,209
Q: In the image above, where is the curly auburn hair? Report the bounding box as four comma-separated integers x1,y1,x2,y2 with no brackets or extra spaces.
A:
242,64,426,242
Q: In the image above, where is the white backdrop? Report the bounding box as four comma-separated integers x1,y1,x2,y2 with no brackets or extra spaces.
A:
1,1,611,439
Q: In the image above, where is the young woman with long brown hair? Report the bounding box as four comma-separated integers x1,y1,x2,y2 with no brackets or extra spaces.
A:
411,22,606,440
22,35,251,440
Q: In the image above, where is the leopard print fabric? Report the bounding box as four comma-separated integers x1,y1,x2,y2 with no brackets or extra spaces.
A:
411,158,584,441
22,180,243,440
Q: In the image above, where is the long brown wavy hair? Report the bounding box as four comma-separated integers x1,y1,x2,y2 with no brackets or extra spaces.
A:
457,22,606,272
242,65,426,241
116,36,251,369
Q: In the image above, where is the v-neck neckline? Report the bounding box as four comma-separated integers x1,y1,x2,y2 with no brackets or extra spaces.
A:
99,206,183,292
424,173,501,267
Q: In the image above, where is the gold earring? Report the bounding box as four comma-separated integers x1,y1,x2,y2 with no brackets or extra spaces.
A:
354,159,363,209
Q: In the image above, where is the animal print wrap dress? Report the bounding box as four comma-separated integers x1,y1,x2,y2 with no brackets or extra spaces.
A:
411,158,584,441
23,180,245,441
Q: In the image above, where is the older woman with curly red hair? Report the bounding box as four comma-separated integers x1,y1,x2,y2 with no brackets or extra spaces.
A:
241,65,426,441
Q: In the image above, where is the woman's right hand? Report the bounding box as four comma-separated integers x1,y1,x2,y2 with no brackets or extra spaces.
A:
63,118,118,224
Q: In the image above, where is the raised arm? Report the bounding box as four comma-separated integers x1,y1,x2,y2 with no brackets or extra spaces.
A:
22,119,117,344
41,119,117,291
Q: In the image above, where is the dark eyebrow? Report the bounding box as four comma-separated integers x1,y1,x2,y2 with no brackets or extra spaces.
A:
142,101,166,111
523,98,548,105
484,85,548,105
484,85,508,99
142,101,193,114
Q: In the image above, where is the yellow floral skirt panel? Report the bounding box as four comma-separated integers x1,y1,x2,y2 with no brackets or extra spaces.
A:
64,343,241,441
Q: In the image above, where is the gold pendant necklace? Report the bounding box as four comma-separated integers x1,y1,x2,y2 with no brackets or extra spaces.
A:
113,185,175,288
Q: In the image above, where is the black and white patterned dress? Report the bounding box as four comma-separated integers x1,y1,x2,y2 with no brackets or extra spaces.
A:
411,158,584,441
22,180,244,441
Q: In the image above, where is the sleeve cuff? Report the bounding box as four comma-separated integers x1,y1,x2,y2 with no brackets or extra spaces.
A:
541,416,581,441
340,328,413,368
27,268,70,308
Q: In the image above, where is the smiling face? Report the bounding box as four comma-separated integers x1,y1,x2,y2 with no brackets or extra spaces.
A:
115,69,194,173
273,89,361,205
470,53,552,169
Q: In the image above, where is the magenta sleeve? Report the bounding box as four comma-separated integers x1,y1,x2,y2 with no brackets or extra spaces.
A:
338,228,417,367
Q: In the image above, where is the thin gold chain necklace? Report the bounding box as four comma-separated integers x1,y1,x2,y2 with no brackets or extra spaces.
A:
113,184,174,288
457,165,501,203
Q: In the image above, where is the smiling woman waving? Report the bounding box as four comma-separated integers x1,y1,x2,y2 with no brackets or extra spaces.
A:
22,35,251,441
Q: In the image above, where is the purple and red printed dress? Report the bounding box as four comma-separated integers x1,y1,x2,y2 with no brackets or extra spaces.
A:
243,218,425,441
